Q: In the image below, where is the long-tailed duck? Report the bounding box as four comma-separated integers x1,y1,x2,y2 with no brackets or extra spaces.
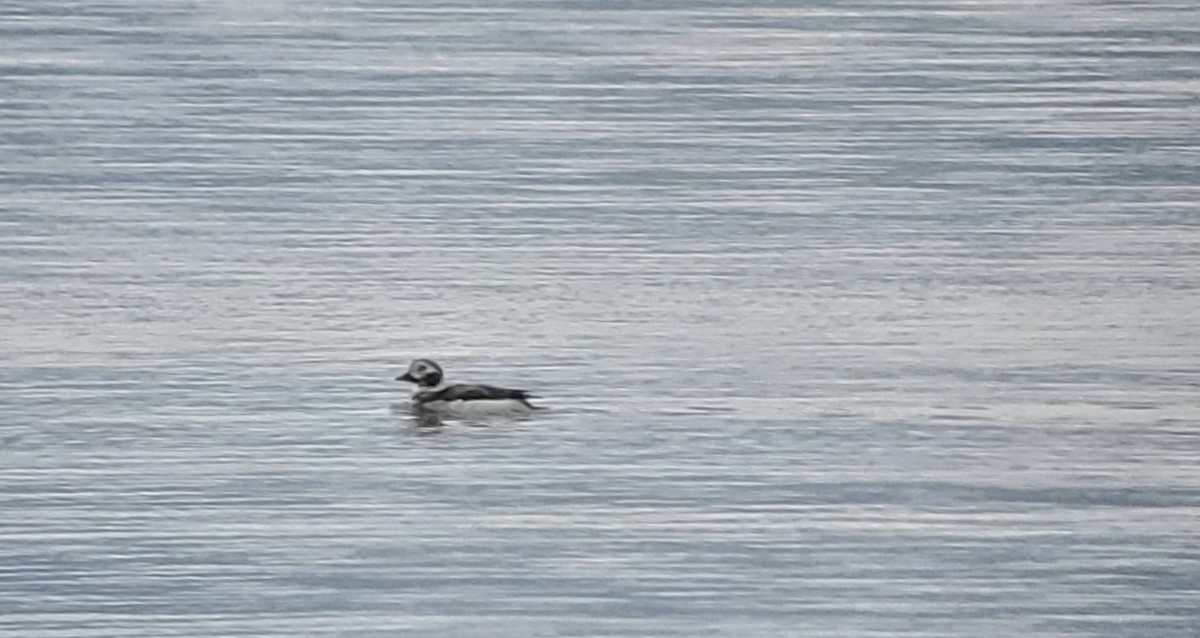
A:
396,358,540,416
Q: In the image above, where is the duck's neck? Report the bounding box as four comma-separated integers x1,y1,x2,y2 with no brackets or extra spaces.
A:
411,381,446,397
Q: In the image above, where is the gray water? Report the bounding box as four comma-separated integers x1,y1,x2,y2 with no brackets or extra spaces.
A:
2,1,1199,636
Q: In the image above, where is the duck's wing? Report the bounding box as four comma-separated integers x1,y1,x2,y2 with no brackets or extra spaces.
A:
422,381,535,400
415,383,537,405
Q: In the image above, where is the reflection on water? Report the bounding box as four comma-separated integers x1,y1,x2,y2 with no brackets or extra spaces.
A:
2,1,1198,636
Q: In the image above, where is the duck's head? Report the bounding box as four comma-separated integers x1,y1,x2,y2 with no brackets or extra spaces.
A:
396,358,444,388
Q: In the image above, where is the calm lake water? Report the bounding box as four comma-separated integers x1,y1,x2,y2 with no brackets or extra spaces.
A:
2,1,1199,636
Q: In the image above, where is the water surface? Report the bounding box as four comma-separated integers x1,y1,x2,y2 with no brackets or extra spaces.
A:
2,1,1198,636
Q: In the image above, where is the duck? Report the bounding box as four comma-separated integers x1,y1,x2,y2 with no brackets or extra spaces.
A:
395,358,540,416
